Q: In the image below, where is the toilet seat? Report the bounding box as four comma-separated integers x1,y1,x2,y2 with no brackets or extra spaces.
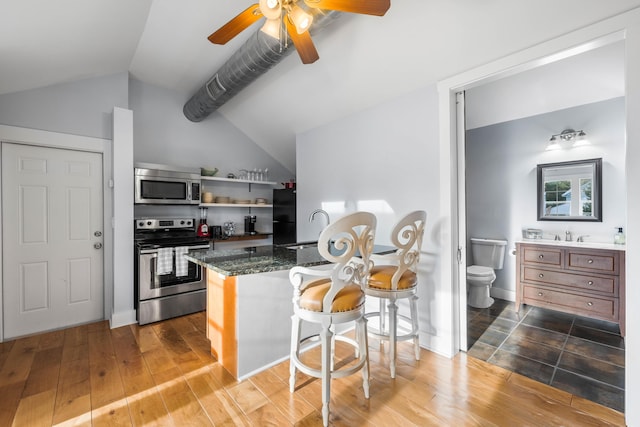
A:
467,265,495,278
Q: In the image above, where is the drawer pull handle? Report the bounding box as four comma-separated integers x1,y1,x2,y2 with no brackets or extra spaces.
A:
587,281,594,286
587,302,593,306
538,254,544,259
588,259,594,264
537,292,543,296
538,273,544,278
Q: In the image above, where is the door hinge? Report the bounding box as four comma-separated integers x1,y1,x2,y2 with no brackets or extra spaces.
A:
457,246,462,264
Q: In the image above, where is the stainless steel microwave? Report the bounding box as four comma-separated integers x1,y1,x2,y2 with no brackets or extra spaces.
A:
134,163,201,205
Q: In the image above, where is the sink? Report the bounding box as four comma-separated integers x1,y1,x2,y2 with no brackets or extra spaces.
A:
285,241,318,250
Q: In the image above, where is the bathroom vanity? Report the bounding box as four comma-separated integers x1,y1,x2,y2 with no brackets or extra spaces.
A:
515,241,625,336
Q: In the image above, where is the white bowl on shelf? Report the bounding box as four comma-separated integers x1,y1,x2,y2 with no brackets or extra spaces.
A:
201,167,218,176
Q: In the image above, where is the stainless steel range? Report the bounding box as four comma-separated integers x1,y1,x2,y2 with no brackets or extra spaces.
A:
134,217,211,325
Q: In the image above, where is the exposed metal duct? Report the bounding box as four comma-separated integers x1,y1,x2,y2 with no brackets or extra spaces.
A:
183,11,340,122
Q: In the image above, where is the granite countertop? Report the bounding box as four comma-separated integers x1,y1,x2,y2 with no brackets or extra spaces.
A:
184,243,395,277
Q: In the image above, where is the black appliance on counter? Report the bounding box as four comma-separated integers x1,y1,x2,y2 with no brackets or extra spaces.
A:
244,215,257,235
273,188,296,244
134,217,211,325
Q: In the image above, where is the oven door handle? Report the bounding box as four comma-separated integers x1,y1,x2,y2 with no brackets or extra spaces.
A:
139,244,210,255
139,249,159,255
186,244,211,251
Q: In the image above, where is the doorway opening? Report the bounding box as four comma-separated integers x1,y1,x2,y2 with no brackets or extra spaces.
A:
457,39,626,412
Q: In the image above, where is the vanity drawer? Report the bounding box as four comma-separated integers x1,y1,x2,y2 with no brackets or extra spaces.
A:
522,246,562,266
567,250,618,274
523,285,618,320
522,267,616,295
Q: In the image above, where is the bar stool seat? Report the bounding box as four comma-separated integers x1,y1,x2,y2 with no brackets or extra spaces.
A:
289,212,376,427
299,280,365,312
368,266,417,290
364,210,426,379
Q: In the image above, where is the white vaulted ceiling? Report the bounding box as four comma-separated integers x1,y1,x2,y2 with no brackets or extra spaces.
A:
1,0,639,170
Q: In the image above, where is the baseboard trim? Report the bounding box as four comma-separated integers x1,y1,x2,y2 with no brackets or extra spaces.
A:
491,287,516,302
110,309,137,329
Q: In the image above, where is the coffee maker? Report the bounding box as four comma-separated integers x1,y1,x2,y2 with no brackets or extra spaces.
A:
244,215,256,235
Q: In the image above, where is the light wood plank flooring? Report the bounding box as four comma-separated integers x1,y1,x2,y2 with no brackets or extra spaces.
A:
0,312,625,426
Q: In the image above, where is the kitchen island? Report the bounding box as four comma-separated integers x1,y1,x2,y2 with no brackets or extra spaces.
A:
185,243,393,380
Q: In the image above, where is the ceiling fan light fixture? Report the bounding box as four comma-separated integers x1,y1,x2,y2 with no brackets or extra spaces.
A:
288,5,313,34
260,18,282,39
259,0,282,19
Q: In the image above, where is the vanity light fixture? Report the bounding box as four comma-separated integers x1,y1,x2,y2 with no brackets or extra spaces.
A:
546,128,588,150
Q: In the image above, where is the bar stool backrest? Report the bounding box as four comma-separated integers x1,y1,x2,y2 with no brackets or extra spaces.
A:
389,210,426,288
317,211,377,313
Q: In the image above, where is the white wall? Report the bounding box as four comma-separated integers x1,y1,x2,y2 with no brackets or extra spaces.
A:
465,97,626,298
0,72,129,139
111,107,135,327
465,42,625,130
129,78,292,182
623,19,640,427
296,85,446,354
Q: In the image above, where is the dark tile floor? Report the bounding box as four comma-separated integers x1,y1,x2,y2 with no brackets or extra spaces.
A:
467,298,625,413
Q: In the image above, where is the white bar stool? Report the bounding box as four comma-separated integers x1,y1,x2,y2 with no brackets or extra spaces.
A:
289,212,376,427
364,210,426,378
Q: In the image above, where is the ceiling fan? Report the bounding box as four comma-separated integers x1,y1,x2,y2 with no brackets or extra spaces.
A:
208,0,391,64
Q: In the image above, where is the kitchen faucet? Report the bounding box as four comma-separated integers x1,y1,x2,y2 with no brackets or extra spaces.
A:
309,209,330,226
576,235,589,242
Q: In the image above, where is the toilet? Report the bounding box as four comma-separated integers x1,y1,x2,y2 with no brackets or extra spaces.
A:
467,238,508,308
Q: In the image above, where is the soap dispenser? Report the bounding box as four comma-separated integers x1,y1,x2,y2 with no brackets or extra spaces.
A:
614,227,626,245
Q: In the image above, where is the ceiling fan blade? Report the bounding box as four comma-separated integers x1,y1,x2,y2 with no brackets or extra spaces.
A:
285,17,319,64
304,0,390,16
208,4,262,44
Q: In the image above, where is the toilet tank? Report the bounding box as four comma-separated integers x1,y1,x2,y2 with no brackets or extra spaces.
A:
470,238,508,270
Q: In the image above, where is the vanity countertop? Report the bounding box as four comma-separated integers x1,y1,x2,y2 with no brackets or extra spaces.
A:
517,239,625,251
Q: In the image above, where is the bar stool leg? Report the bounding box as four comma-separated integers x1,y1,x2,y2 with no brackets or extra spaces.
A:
388,299,398,379
379,298,387,336
358,316,370,398
289,314,301,393
410,295,420,360
320,321,333,427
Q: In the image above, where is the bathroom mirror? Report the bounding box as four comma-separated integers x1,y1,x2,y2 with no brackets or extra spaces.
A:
537,158,602,221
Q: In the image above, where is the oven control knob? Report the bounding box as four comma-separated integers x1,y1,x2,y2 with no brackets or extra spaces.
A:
138,221,144,227
180,220,185,225
147,221,152,226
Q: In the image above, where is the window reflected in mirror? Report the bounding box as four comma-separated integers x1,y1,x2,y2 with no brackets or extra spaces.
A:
537,158,602,222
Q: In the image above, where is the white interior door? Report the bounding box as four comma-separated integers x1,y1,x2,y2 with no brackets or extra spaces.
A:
2,142,104,339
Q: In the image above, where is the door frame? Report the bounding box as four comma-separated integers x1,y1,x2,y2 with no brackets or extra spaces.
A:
438,8,640,424
0,124,113,343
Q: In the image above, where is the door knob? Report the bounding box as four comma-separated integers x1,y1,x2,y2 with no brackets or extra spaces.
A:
94,231,102,237
94,243,103,249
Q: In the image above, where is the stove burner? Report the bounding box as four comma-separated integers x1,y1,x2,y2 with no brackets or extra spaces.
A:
134,217,210,248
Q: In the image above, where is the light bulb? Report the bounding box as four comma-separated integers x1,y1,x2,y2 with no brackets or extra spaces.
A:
288,5,313,34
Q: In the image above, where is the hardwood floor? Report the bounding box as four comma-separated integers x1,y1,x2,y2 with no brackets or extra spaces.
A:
0,312,626,426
